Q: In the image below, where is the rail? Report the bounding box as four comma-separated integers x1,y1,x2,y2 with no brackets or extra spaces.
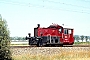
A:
10,45,90,48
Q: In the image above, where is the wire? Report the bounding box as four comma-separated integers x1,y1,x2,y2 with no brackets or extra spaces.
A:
0,0,90,14
37,3,90,14
44,0,90,10
0,0,28,6
80,0,90,3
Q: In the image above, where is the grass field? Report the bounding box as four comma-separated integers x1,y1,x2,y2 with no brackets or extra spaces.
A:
12,49,90,60
11,42,90,60
11,47,90,60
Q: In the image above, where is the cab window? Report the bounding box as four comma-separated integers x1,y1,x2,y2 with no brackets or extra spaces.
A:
68,30,72,34
59,28,62,33
64,29,68,34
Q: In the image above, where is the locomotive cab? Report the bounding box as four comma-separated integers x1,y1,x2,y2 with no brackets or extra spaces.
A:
63,28,74,45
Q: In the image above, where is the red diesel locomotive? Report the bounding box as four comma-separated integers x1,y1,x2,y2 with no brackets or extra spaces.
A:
26,24,74,47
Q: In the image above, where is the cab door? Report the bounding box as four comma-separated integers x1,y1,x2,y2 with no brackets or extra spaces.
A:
63,28,69,44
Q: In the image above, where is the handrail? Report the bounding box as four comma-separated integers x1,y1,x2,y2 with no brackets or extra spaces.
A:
47,34,51,43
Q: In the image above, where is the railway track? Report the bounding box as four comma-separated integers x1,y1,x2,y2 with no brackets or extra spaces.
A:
63,45,90,47
10,45,90,48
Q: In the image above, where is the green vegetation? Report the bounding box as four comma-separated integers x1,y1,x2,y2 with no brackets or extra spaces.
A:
0,14,12,60
80,35,84,42
74,35,90,42
74,42,90,45
74,35,80,42
85,36,89,42
10,36,25,40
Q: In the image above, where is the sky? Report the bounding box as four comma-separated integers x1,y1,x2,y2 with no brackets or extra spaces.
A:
0,0,90,37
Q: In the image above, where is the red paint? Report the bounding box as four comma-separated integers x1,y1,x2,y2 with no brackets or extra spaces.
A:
35,24,74,45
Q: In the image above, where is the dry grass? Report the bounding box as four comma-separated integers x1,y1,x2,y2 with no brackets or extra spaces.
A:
11,47,90,60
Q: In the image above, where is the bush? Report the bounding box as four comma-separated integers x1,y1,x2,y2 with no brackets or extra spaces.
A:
0,14,12,60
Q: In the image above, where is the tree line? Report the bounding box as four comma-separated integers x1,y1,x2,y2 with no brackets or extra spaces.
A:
10,35,90,42
74,35,90,42
10,36,25,40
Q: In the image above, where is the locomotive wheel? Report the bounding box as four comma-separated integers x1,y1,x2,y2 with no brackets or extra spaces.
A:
59,44,63,47
61,44,63,47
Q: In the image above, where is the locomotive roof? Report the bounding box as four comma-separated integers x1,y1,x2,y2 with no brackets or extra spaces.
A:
48,24,63,28
36,24,74,29
62,25,74,29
